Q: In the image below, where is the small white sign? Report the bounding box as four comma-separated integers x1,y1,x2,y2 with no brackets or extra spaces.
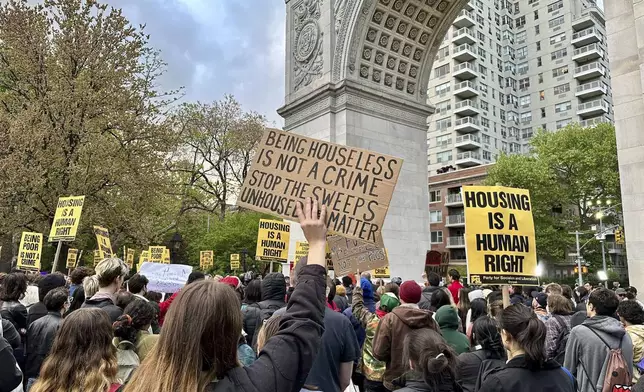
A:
139,262,193,293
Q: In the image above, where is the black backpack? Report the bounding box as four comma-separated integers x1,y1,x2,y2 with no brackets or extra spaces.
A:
553,315,570,366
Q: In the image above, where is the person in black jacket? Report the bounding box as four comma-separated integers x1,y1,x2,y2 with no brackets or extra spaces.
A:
457,316,505,392
0,272,29,367
477,304,575,392
121,196,328,392
418,272,440,311
25,287,68,388
27,274,66,326
81,258,129,322
0,320,23,392
241,280,261,341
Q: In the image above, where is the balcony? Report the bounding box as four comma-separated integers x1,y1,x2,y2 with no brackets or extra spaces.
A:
453,62,478,80
447,236,466,248
572,8,605,31
446,214,466,227
454,99,479,116
454,116,481,133
572,27,601,47
445,193,463,206
454,80,478,98
453,27,476,45
575,80,607,99
463,0,474,11
453,9,475,29
579,115,610,127
456,151,482,167
573,43,604,62
577,99,609,118
455,134,481,150
574,62,605,81
453,44,477,62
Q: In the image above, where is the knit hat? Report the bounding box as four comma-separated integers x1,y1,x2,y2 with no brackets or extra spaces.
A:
468,289,484,302
379,292,400,312
533,292,548,308
399,281,422,304
221,276,241,289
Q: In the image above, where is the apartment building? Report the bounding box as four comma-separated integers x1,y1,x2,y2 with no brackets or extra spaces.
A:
427,0,611,174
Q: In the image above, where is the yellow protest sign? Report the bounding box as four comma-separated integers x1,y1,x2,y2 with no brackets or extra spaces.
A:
200,250,214,269
138,250,150,270
49,196,85,242
17,232,43,271
93,226,113,259
230,254,240,270
294,241,309,267
237,129,403,245
463,185,538,285
374,266,390,278
66,248,78,269
93,250,102,266
126,249,135,269
327,235,388,276
162,248,170,264
148,246,165,263
256,219,290,262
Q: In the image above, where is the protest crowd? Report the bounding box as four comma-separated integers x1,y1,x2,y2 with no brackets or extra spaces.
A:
0,198,642,392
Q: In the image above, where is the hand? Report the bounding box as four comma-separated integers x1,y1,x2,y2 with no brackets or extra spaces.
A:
356,272,361,289
296,197,327,246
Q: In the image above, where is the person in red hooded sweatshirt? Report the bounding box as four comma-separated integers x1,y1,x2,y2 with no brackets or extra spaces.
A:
448,269,464,305
158,271,205,326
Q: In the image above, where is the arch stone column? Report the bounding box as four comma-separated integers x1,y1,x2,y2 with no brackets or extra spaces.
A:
605,1,644,285
278,0,468,280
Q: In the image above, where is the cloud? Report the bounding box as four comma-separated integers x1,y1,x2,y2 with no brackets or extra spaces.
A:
104,0,286,126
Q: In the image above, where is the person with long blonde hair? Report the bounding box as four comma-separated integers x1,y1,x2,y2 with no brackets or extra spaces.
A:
29,308,120,392
123,197,329,392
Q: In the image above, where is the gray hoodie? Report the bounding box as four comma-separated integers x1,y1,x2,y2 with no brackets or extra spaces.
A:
564,315,634,392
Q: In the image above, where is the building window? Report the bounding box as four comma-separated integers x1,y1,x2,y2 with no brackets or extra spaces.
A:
430,210,443,223
553,83,570,95
479,64,488,75
481,117,490,127
552,65,568,77
550,32,566,45
477,47,487,58
555,101,572,113
519,77,530,89
535,25,540,35
541,108,546,118
434,64,450,78
516,16,526,28
521,112,532,123
483,150,492,160
431,230,443,243
538,73,543,83
534,10,539,20
551,48,567,60
549,16,565,29
435,82,451,96
536,41,541,51
520,95,531,107
540,90,545,100
537,57,542,67
435,100,451,114
429,190,442,203
500,109,506,121
481,101,489,111
483,134,491,144
556,118,572,129
436,117,452,130
521,128,533,139
548,0,564,12
435,134,452,147
517,46,528,59
516,30,526,44
436,150,452,163
515,61,527,75
436,46,450,61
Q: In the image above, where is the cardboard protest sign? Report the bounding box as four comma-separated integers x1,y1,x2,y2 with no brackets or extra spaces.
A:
294,241,309,266
463,185,538,285
139,262,193,293
49,196,85,242
126,248,135,269
93,226,113,259
17,232,42,271
256,219,291,262
237,129,403,245
374,266,390,278
148,246,165,263
200,250,214,269
327,235,388,276
93,250,102,266
66,248,78,269
162,248,171,264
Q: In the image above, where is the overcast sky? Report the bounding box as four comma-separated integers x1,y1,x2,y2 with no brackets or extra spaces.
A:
107,0,287,126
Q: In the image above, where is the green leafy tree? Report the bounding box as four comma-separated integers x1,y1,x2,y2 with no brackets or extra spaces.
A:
486,123,620,264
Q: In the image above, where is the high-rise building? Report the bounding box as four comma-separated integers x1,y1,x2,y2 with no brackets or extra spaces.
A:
427,0,611,175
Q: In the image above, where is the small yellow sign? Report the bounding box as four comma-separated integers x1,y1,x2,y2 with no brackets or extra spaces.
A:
49,196,85,242
148,246,165,263
17,232,43,271
93,226,113,259
66,248,78,269
230,254,240,270
294,241,309,267
256,219,290,262
93,250,102,267
162,248,171,264
138,250,150,270
200,250,214,269
126,248,135,269
374,266,390,278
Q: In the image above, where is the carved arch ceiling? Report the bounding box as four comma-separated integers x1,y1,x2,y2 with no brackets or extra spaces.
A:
338,0,469,104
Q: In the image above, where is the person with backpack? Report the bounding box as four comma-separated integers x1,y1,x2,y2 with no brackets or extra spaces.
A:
478,304,575,392
240,280,262,342
617,299,644,383
544,294,574,364
457,316,506,392
112,299,158,375
564,287,634,392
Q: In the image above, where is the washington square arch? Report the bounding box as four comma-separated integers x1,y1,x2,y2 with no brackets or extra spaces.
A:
277,0,644,282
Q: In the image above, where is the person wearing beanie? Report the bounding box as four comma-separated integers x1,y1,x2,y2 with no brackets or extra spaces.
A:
28,273,67,326
373,280,438,390
351,275,400,391
360,277,376,313
532,292,549,322
435,304,470,354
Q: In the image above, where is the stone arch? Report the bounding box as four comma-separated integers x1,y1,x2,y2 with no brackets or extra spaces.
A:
333,0,470,105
